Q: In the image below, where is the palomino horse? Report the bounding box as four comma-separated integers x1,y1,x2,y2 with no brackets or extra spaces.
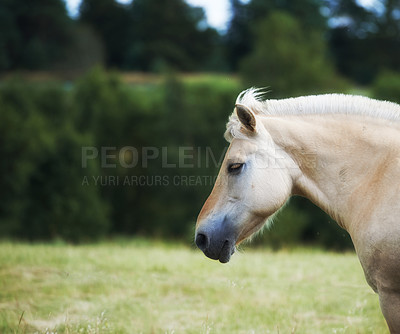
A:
195,88,400,332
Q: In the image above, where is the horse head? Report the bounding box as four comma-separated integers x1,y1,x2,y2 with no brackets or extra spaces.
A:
195,99,298,263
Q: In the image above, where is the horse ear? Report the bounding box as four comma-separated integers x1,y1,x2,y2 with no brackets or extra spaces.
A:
236,104,256,132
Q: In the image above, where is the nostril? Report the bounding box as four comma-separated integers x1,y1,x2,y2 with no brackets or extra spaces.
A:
195,233,209,251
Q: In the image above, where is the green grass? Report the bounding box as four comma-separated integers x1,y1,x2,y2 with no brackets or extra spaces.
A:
0,241,387,333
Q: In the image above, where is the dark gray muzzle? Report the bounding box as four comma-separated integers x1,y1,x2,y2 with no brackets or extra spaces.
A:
195,216,237,263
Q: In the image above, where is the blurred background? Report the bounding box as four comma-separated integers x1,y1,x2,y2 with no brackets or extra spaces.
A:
1,0,400,249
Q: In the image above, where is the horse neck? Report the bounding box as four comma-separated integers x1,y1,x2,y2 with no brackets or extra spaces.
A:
261,114,400,233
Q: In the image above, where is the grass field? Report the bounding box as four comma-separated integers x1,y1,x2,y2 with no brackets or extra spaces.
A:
0,241,388,334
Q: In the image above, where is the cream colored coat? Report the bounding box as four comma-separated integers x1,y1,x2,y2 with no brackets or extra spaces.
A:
196,90,400,333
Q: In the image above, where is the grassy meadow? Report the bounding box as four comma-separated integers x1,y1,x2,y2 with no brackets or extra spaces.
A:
0,241,388,334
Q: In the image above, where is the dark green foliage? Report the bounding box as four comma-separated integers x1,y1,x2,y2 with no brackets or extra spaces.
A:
328,0,400,84
2,0,399,84
0,81,44,235
79,0,131,68
239,12,348,97
371,71,400,104
125,0,220,71
73,67,154,235
0,78,109,241
23,126,110,241
78,0,221,71
228,0,400,84
225,0,327,71
0,0,74,70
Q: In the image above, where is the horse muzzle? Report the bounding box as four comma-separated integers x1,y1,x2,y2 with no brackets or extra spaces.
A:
195,217,237,263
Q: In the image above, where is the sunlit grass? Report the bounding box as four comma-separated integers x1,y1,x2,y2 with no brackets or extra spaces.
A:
0,241,387,333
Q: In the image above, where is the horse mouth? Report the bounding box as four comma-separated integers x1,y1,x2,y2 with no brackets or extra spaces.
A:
201,240,236,263
218,240,236,263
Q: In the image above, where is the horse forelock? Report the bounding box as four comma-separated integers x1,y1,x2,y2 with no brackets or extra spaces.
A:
235,87,268,113
225,88,266,142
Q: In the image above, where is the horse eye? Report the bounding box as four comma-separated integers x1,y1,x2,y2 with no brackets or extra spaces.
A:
228,163,244,174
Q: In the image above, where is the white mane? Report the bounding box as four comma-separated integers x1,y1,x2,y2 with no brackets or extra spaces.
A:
225,88,400,141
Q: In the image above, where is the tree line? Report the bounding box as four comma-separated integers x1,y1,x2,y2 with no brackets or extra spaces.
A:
0,69,237,243
1,0,400,84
